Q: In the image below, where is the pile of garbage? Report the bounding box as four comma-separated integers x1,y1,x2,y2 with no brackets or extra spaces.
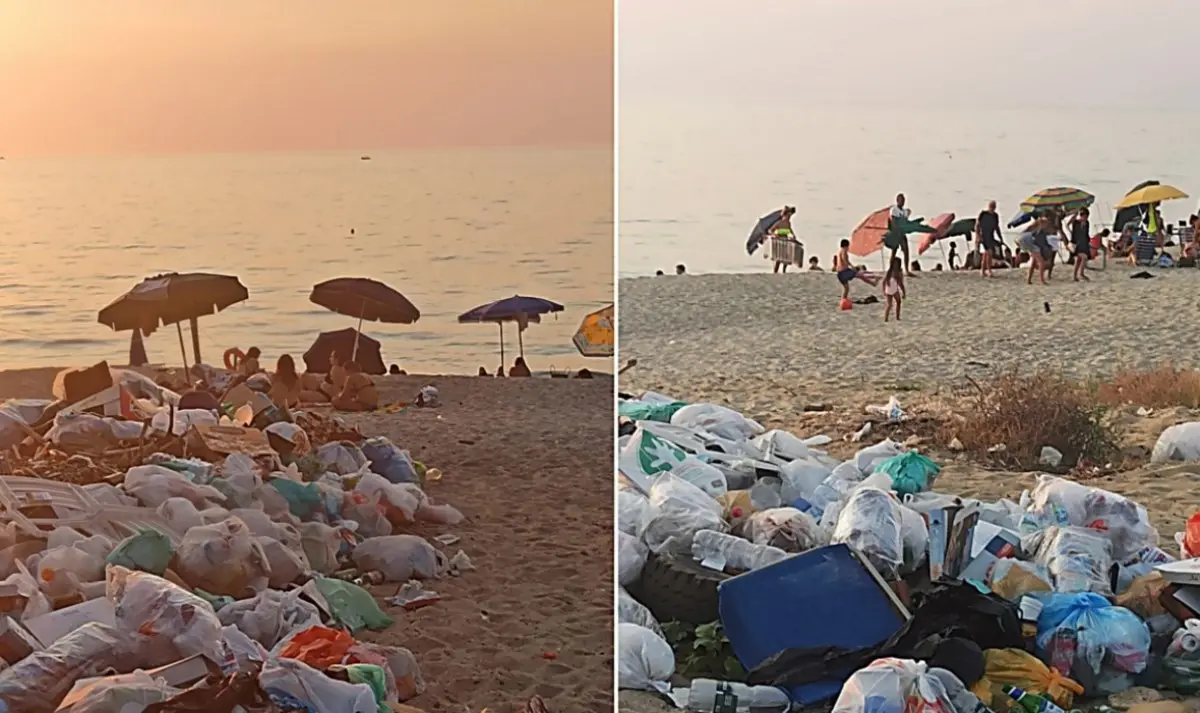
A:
0,363,467,713
617,390,1200,712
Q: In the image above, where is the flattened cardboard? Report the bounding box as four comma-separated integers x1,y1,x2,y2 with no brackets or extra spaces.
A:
23,597,116,647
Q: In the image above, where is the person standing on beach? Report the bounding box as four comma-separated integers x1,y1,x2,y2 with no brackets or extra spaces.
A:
976,200,1002,277
887,193,914,275
882,256,906,322
768,206,797,274
834,238,858,301
1069,207,1092,282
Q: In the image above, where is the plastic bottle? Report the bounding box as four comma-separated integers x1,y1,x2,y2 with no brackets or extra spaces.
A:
1003,685,1066,713
684,679,790,712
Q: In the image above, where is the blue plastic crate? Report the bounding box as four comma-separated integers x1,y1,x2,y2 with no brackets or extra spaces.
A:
718,544,911,705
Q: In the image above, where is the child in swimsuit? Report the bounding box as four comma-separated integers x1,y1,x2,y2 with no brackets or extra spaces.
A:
834,239,858,300
883,256,906,322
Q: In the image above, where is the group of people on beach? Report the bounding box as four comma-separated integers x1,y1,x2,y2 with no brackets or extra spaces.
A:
182,347,381,412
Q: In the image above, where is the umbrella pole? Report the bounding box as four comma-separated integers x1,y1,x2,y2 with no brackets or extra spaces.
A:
517,325,524,359
189,316,202,365
175,322,190,378
498,322,505,367
352,305,364,362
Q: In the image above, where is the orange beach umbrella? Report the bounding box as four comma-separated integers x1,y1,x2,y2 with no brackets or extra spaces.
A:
916,213,957,255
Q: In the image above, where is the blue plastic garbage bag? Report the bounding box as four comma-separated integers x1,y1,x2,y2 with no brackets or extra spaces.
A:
1036,592,1150,676
360,437,418,484
875,452,940,496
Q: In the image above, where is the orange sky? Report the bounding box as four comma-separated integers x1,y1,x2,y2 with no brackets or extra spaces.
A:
0,1,613,156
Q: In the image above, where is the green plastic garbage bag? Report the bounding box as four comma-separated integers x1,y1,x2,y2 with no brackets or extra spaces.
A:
312,576,393,633
876,451,941,495
105,529,174,575
333,664,389,712
194,588,236,611
618,400,688,423
269,478,325,519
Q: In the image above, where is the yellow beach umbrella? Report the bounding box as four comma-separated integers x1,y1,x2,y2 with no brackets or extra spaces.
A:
572,304,613,358
1114,184,1189,209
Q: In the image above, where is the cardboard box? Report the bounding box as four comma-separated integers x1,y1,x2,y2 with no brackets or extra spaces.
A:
1157,559,1200,587
23,597,116,648
0,615,42,664
145,654,222,687
959,528,1022,584
185,424,274,461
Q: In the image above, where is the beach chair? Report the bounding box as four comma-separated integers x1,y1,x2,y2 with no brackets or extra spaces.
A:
765,235,805,269
1133,231,1158,267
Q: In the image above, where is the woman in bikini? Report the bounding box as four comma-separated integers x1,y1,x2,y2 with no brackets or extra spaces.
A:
332,361,379,412
269,354,328,406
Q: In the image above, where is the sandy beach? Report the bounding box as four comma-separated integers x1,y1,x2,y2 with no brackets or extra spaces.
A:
618,265,1200,713
0,369,614,713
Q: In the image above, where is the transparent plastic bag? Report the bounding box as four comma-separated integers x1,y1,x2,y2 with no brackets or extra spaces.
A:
36,544,106,585
150,408,217,436
106,565,226,668
638,473,727,554
218,588,323,649
317,441,370,475
832,487,903,579
617,622,675,693
692,529,788,572
1021,526,1114,596
986,559,1052,600
259,656,377,713
258,536,310,588
360,437,418,484
670,403,764,442
299,521,344,574
618,531,649,586
779,457,833,503
352,535,447,581
1024,475,1157,562
753,429,815,462
46,412,118,451
0,623,138,713
618,587,664,639
743,507,824,553
618,489,651,536
354,472,422,524
173,516,271,596
55,671,179,713
341,492,392,538
832,657,953,713
1035,592,1150,676
853,439,905,473
897,501,929,574
156,497,205,531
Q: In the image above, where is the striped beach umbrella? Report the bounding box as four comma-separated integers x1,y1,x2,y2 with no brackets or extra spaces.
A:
572,304,613,358
1019,187,1094,215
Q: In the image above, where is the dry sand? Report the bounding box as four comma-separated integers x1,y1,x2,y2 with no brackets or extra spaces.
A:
0,369,614,713
619,266,1200,713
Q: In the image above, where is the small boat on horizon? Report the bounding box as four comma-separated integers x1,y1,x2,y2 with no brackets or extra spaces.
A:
360,155,371,161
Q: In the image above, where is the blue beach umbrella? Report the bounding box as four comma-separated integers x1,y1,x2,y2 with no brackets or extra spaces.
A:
746,209,786,256
458,295,564,363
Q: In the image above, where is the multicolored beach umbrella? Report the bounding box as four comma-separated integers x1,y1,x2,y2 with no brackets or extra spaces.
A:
1019,186,1094,215
572,304,613,358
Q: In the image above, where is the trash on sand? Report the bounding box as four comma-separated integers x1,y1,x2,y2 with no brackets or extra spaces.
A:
389,580,441,610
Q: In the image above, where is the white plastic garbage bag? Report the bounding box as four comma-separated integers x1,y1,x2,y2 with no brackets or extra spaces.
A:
618,587,665,639
46,412,118,451
743,507,825,553
259,657,377,713
671,403,765,442
1152,422,1200,463
0,400,51,450
352,535,447,581
354,471,422,523
753,429,814,462
36,544,106,585
317,441,370,475
0,623,138,713
780,457,834,504
832,487,904,579
671,456,729,498
106,565,226,668
853,439,905,473
217,589,323,649
617,622,675,694
299,521,344,575
150,408,217,436
692,529,788,572
638,473,727,554
832,658,954,713
173,517,271,596
618,531,649,586
1023,475,1157,562
123,464,226,508
55,671,180,713
1022,525,1115,596
257,536,309,588
156,497,205,532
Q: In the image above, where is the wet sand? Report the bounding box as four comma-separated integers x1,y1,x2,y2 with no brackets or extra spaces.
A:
0,369,615,713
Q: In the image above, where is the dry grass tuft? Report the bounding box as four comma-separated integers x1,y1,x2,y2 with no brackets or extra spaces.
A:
1095,364,1200,410
949,368,1120,471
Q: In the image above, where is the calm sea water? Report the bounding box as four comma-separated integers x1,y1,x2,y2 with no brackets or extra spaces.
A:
0,148,613,374
619,104,1200,275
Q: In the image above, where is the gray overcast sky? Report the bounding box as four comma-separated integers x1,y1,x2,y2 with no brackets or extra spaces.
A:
620,0,1200,109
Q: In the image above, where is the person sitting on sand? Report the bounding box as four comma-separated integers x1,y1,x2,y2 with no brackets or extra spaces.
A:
320,351,348,400
910,260,922,272
833,239,859,301
478,366,489,376
655,270,664,276
239,347,262,377
576,368,593,379
509,357,532,377
332,361,379,411
933,263,944,272
270,354,328,407
675,264,686,275
882,256,907,322
807,256,823,271
496,365,506,377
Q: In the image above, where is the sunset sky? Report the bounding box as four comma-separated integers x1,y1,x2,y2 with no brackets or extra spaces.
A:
0,1,612,156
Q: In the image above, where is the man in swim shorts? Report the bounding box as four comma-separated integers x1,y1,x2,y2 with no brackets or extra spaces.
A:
887,193,914,276
834,239,858,300
976,200,1002,277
